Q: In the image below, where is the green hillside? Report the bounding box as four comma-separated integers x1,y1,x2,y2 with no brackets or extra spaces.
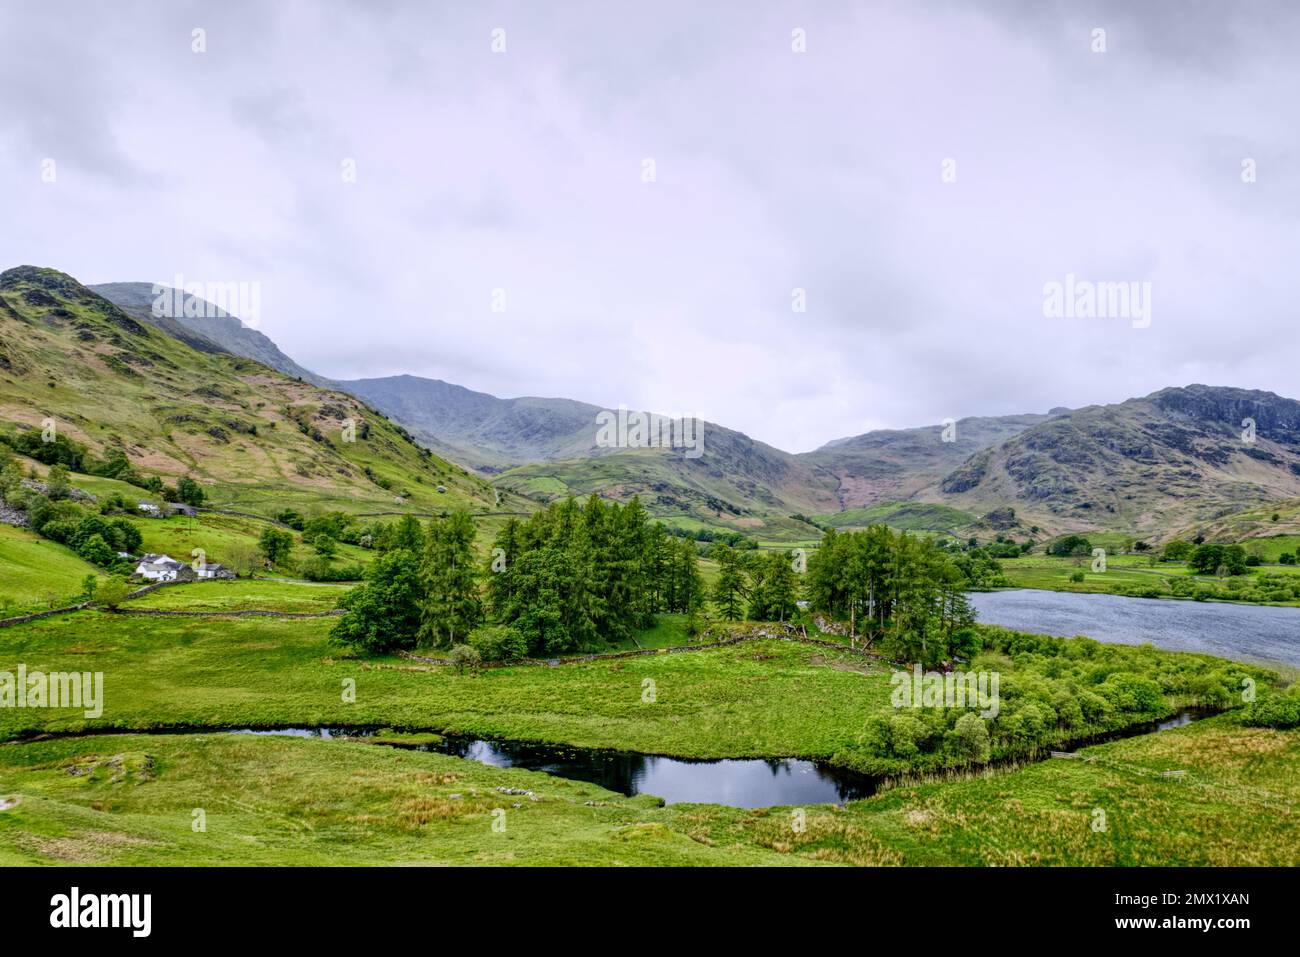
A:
0,266,523,518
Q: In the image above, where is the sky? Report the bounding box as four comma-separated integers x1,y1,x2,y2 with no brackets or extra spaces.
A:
2,0,1297,453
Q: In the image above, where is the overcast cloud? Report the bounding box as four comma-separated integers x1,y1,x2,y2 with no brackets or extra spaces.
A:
2,0,1297,451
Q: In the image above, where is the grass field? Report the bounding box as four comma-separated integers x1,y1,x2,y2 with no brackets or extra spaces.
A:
999,552,1300,605
0,524,104,616
0,611,899,756
0,714,1294,866
816,502,976,533
125,579,354,614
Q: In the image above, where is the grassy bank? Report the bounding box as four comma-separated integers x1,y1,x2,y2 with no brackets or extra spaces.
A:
0,714,1295,865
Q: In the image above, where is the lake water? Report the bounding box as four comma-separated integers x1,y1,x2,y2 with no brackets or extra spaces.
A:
970,589,1300,668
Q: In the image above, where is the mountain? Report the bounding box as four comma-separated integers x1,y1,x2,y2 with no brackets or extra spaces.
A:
799,411,1065,510
0,267,502,515
90,282,326,386
74,275,1300,541
340,375,607,472
921,385,1300,537
341,374,844,530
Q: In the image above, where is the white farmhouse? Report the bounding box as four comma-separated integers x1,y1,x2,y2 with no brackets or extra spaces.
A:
134,553,187,581
193,561,234,580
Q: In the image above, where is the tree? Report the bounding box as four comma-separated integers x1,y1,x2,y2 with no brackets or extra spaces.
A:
748,550,800,622
419,511,482,648
665,537,704,613
175,476,206,507
95,578,130,610
1047,534,1092,557
225,542,261,578
258,527,294,567
710,545,747,620
311,533,337,559
377,514,424,553
110,518,142,553
45,464,71,500
1162,539,1193,562
329,549,423,653
76,533,115,567
81,574,99,602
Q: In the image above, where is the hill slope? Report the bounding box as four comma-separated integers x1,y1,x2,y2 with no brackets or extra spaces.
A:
0,267,502,515
800,411,1064,509
340,374,606,472
90,281,326,387
343,373,844,524
922,385,1300,537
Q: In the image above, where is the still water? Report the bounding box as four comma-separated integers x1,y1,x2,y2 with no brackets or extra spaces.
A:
970,589,1300,668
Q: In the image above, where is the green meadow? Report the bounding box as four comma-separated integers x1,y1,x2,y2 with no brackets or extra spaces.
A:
0,714,1294,866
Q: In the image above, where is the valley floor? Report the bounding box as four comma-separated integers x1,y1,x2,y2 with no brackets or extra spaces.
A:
0,577,1295,866
1,716,1296,866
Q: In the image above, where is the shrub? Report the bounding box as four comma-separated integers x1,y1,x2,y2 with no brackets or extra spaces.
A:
448,643,483,675
1240,690,1300,729
946,713,991,763
95,578,130,610
468,624,529,663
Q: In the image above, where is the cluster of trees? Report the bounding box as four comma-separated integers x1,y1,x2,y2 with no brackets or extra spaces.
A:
331,496,705,658
1047,534,1093,557
667,525,759,549
1187,543,1249,576
1,459,145,569
803,527,978,667
329,499,1012,668
1163,537,1294,572
486,497,703,654
841,626,1261,775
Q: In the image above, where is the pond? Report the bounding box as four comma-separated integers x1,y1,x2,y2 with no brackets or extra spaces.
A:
970,589,1300,668
229,711,1210,808
231,728,877,807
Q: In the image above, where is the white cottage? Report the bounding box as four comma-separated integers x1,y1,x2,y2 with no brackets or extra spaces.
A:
135,553,187,581
193,561,233,580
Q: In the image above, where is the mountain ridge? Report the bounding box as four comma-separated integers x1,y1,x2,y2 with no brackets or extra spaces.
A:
75,271,1300,540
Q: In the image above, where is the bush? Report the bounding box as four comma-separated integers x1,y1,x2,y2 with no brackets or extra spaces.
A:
1241,690,1300,729
95,578,130,610
946,713,991,763
468,624,529,663
448,643,482,675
